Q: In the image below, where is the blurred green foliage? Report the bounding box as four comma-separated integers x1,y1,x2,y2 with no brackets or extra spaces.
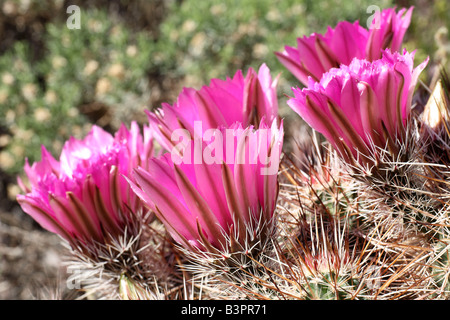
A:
156,0,395,90
0,0,449,201
41,9,154,127
0,6,156,177
0,40,86,175
402,0,450,77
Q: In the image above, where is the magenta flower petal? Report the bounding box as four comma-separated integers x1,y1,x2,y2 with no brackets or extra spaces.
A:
325,21,368,66
288,49,428,167
147,64,279,152
277,7,414,86
17,123,155,249
275,49,310,85
366,7,414,60
131,164,200,248
193,161,233,228
131,119,284,252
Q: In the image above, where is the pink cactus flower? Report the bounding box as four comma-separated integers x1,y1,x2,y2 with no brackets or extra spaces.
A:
16,122,155,249
287,49,428,168
147,63,279,151
276,7,413,86
128,119,284,253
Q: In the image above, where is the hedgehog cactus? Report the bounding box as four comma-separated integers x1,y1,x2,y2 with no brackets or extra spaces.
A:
13,5,450,301
275,7,413,86
128,119,284,281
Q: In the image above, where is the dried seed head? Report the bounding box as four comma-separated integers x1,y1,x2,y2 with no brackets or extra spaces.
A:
422,80,450,131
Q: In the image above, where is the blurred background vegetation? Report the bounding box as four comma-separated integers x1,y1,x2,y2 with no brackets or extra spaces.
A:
0,0,448,299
